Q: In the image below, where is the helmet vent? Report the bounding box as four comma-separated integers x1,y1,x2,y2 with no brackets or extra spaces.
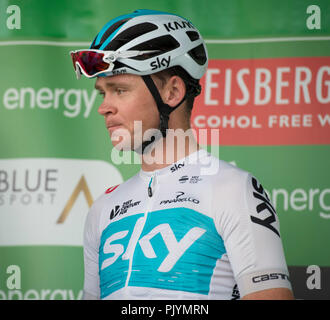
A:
99,18,131,46
117,22,158,43
104,22,158,51
186,31,200,42
129,35,180,60
187,44,207,65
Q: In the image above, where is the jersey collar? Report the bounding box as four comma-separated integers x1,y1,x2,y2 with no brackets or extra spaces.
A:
138,148,209,181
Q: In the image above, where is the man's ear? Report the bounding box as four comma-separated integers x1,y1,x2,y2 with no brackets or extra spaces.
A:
163,76,186,107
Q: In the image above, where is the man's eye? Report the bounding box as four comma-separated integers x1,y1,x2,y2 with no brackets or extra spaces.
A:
98,91,105,97
116,88,125,95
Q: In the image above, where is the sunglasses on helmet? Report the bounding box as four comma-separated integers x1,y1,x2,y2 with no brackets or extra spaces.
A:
70,49,158,79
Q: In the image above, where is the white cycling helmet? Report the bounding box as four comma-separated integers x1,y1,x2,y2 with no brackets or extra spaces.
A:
86,9,207,78
71,9,208,152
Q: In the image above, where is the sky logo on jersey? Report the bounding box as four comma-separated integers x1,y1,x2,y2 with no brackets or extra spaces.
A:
250,177,280,237
170,162,185,173
99,208,225,298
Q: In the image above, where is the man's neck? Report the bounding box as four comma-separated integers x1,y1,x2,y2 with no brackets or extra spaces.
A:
140,130,200,172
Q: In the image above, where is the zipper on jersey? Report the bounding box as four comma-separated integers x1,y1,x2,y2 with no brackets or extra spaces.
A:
148,173,155,197
125,172,157,293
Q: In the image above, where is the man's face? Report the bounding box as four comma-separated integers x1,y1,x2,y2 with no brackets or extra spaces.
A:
95,74,160,151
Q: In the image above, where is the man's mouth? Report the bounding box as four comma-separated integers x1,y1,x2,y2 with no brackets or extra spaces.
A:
106,120,123,131
107,124,123,132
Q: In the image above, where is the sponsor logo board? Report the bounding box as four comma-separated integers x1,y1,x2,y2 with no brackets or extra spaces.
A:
0,158,123,246
192,57,330,145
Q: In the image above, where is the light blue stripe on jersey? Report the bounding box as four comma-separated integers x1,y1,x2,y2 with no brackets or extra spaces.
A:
99,207,225,298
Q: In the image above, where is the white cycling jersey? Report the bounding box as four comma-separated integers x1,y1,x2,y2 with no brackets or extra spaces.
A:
83,148,292,300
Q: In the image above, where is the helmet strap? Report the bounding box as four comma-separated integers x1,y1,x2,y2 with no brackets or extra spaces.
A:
139,75,186,154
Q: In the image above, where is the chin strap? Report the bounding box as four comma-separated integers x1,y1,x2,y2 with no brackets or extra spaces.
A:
139,75,186,154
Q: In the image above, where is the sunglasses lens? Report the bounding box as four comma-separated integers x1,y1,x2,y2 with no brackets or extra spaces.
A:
71,51,110,76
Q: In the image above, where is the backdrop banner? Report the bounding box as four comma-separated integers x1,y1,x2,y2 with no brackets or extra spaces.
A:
0,0,329,300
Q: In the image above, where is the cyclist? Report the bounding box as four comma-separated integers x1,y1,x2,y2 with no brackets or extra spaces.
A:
71,9,294,300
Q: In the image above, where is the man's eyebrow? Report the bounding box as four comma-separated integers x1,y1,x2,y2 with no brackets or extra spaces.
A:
94,81,131,90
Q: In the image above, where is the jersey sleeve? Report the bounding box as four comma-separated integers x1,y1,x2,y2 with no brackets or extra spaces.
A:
215,170,292,298
82,196,104,300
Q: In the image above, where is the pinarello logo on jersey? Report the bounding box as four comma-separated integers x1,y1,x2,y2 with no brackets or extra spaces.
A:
159,191,200,205
105,185,119,194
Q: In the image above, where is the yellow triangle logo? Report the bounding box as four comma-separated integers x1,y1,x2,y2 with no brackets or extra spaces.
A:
57,175,93,223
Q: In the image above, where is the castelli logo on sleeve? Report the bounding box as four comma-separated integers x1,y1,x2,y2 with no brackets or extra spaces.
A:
252,273,290,283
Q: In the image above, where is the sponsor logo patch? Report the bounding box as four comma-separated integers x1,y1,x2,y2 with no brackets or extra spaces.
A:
250,177,280,237
170,162,185,173
159,191,200,205
252,272,290,283
105,185,119,194
231,284,240,300
109,199,141,220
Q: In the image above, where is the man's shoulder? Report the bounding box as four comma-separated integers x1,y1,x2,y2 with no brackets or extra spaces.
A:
198,155,255,203
93,172,140,204
201,152,250,181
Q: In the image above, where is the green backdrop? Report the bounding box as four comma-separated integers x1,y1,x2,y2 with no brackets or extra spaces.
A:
0,0,329,299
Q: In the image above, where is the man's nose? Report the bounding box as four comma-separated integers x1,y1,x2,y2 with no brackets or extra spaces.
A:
98,98,117,116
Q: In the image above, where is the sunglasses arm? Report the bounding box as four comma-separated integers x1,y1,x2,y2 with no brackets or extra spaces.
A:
74,62,82,80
